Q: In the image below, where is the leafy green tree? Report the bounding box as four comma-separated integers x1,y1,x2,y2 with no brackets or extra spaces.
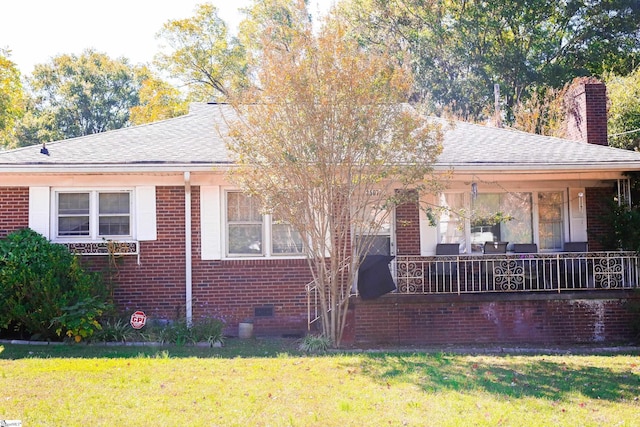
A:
154,3,248,101
606,67,640,151
0,49,26,148
23,49,144,143
340,0,640,122
129,68,188,125
226,3,443,347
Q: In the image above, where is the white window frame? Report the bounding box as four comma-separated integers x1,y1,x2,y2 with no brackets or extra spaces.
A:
52,188,134,241
223,190,304,258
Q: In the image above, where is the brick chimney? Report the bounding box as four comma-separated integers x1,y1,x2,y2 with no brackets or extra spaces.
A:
565,77,608,146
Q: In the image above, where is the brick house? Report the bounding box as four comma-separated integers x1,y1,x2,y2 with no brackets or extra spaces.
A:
1,79,639,345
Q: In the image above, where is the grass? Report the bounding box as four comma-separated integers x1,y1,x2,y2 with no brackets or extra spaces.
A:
0,339,639,426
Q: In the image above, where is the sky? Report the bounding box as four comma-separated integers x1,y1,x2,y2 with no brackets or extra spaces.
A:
0,0,335,76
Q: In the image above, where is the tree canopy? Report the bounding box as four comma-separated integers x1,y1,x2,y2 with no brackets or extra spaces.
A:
154,3,248,101
18,49,144,145
0,49,26,148
129,68,188,126
606,67,640,151
340,0,640,122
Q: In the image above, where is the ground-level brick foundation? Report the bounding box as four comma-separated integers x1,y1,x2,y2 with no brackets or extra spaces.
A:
347,291,639,346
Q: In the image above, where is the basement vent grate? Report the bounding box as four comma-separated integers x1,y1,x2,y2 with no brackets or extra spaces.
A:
254,306,274,317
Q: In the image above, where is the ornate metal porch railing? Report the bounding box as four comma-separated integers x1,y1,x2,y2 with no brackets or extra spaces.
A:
395,252,640,294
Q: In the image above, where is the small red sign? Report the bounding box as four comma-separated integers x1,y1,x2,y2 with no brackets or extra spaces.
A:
130,311,147,329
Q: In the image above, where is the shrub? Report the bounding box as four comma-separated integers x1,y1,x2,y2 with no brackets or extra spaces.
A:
0,228,111,340
94,318,138,343
190,317,225,346
156,317,225,346
298,334,331,354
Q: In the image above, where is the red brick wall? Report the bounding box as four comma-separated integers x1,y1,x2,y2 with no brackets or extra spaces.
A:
190,187,313,336
565,79,608,146
0,187,29,238
395,191,421,255
351,292,639,346
586,186,615,251
83,186,187,320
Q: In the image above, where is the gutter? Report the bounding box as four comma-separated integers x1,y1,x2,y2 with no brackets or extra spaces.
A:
184,171,193,326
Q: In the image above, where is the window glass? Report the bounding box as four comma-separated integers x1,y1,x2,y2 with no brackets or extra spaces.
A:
227,192,261,222
228,224,263,254
56,191,132,239
272,222,304,254
356,204,392,256
58,193,90,236
227,192,263,255
538,192,563,250
438,193,465,251
99,193,130,236
471,192,532,252
225,192,304,257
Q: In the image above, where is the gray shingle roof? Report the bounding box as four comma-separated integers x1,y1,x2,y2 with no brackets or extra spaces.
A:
0,103,234,170
438,120,640,170
2,103,640,173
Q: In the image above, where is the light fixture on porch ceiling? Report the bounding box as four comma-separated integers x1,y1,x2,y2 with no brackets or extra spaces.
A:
471,182,478,201
578,192,584,213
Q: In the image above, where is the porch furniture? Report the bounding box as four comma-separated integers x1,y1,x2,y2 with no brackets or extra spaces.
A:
513,243,538,253
483,241,508,254
432,243,460,293
435,243,460,275
563,242,588,252
561,241,593,288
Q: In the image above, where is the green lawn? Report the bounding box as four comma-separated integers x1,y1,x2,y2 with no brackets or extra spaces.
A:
0,339,639,426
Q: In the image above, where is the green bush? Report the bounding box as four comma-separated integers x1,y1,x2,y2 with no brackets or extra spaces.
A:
297,334,331,354
0,228,111,341
156,317,226,346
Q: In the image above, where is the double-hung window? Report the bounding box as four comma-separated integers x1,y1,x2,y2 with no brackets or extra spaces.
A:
225,191,303,257
55,190,132,239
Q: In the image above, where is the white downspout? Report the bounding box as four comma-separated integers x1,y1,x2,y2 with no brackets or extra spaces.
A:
184,172,193,325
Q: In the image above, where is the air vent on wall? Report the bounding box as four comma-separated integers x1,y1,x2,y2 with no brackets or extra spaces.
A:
254,306,274,317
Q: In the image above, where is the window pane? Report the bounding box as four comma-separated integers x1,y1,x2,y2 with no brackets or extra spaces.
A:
98,193,130,236
99,193,130,214
59,216,90,236
272,223,303,254
472,193,532,252
227,192,261,221
228,224,262,254
438,193,465,251
538,192,563,250
99,216,130,236
58,193,90,236
59,193,89,215
501,193,532,247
